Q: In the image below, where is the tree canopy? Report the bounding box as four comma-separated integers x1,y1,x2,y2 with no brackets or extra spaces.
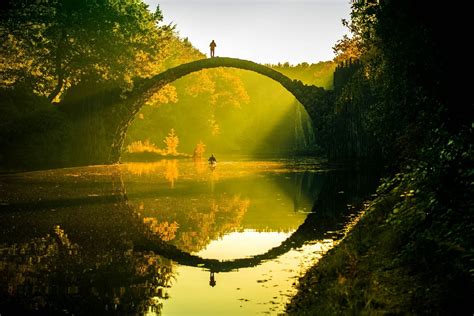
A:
0,0,172,101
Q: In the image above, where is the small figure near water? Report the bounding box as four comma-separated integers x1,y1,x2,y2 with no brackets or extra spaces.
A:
208,154,217,166
209,40,217,58
209,271,217,287
208,154,217,171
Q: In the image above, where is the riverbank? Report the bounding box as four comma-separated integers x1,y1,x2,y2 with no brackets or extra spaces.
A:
286,158,473,314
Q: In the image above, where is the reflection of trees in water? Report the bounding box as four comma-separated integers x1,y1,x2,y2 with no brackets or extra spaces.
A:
0,163,252,313
0,225,175,315
134,168,379,272
124,160,179,188
138,194,250,253
164,160,179,188
143,216,179,241
124,161,164,176
0,162,380,313
193,159,207,174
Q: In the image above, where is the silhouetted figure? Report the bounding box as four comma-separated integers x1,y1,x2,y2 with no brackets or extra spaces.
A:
208,154,217,165
208,154,217,171
209,40,217,58
209,272,216,287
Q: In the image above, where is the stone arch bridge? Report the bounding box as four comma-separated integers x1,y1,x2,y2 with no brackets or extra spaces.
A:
61,57,328,165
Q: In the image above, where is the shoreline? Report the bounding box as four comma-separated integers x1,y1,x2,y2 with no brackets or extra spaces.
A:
286,172,472,315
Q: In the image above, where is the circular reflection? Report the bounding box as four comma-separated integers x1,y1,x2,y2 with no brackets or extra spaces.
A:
120,160,320,259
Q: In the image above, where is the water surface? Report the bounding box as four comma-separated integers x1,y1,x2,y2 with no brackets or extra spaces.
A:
0,158,375,315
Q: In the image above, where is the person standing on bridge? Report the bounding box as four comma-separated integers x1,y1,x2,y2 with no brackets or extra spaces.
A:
209,40,217,58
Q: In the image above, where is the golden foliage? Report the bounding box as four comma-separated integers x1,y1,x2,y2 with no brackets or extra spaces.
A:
185,71,216,97
164,160,179,188
208,115,220,136
126,140,163,154
145,84,179,107
210,68,250,108
182,68,250,111
143,217,179,241
175,194,250,252
125,162,162,176
164,128,179,155
126,129,186,160
0,34,55,94
124,161,171,177
193,160,207,174
192,141,206,160
131,192,251,253
333,35,362,63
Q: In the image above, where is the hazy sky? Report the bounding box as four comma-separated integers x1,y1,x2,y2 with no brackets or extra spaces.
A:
143,0,351,64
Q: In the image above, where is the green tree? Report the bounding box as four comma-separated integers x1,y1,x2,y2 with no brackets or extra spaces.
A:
0,0,170,102
331,0,462,164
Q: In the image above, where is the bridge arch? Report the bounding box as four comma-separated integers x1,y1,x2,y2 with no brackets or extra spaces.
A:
134,204,331,273
108,57,326,163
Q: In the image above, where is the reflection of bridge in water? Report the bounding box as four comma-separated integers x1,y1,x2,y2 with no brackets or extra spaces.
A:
0,165,378,315
133,169,378,273
0,167,377,273
135,208,338,273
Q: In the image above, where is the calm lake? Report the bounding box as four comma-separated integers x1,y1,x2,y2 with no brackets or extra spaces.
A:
0,158,377,315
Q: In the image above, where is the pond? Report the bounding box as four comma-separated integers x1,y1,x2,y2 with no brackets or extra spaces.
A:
0,158,377,315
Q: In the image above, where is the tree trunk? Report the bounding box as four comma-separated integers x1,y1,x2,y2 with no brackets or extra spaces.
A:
48,72,64,102
48,29,66,103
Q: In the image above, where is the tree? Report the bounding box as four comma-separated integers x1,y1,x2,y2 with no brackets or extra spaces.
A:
0,0,171,102
192,141,206,160
332,35,361,63
163,128,179,155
